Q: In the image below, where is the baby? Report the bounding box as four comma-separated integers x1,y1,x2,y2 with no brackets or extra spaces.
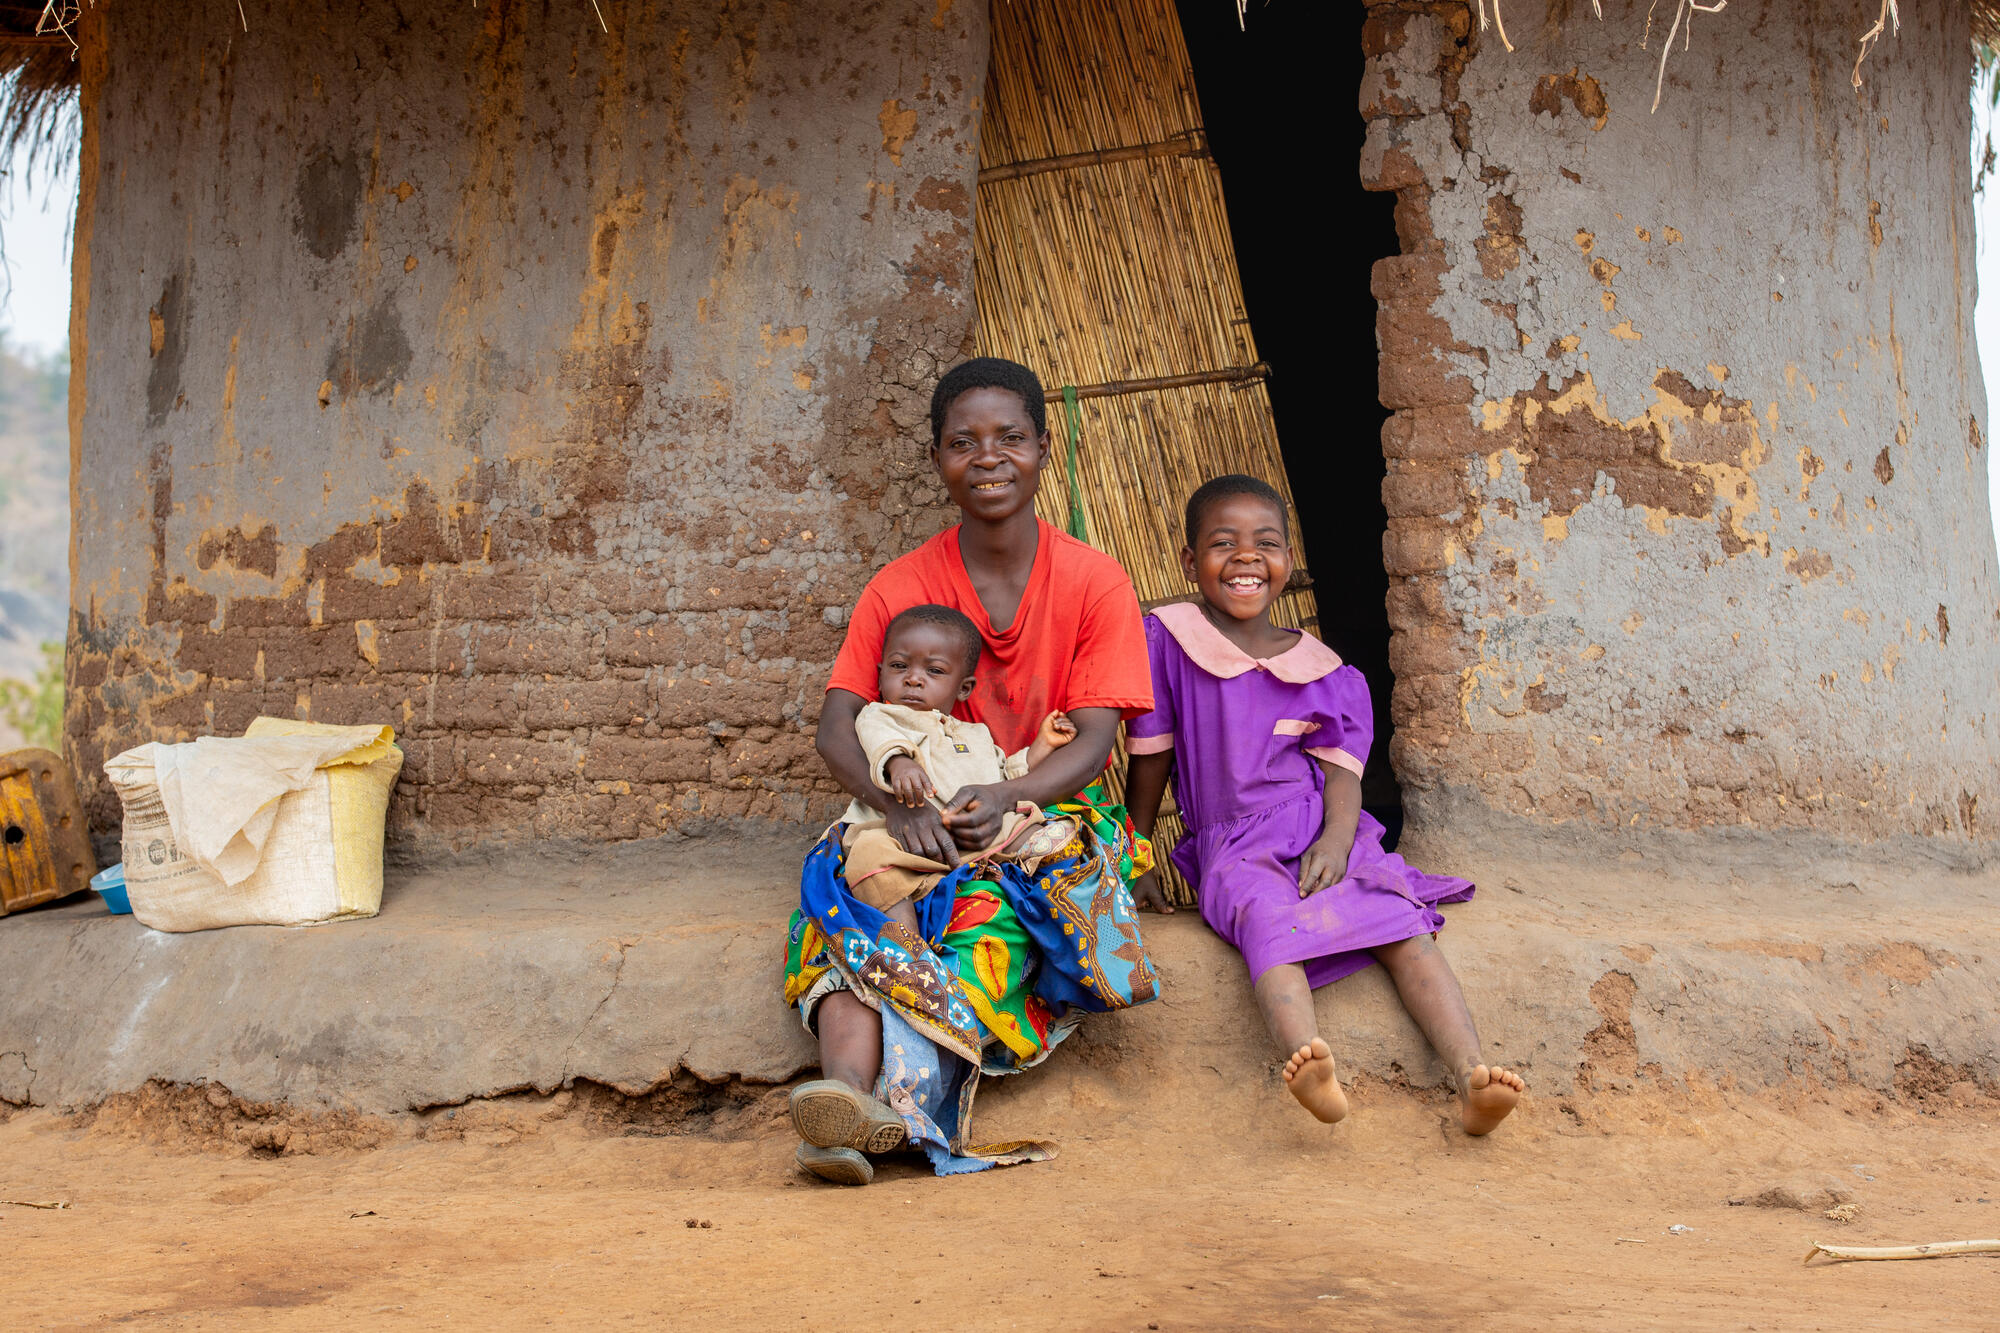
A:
838,604,1077,909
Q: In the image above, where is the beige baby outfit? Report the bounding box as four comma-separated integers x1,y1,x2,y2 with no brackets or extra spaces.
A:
838,702,1071,908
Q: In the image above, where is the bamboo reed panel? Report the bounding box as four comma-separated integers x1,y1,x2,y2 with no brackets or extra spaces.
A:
972,0,1323,906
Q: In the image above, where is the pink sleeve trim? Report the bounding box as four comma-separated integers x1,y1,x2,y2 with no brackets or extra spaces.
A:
1307,745,1366,777
1272,719,1313,736
1125,732,1175,754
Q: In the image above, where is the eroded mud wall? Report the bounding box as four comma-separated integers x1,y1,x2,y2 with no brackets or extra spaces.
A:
66,0,985,853
1360,0,1999,865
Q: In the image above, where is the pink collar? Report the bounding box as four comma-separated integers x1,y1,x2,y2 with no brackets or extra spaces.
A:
1152,601,1343,684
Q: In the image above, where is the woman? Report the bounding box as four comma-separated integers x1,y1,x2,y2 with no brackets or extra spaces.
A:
782,356,1161,1184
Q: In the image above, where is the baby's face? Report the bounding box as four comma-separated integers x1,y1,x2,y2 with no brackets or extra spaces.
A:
877,623,976,713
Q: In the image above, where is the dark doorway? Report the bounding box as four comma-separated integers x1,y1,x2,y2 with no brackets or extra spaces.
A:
1177,1,1405,839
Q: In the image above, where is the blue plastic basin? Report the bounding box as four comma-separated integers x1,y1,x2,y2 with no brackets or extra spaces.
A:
89,863,132,915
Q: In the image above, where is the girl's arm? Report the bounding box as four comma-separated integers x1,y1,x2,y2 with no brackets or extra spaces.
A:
1122,750,1175,915
1124,751,1171,838
938,706,1121,848
817,688,960,864
1297,760,1362,897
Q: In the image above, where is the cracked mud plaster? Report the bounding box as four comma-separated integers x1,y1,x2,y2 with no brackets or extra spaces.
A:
66,0,991,858
560,939,636,1085
0,1051,35,1105
1364,0,2000,849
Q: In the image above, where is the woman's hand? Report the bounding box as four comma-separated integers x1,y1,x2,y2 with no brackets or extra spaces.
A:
1296,835,1350,898
1130,870,1175,915
939,782,1012,849
884,754,933,808
885,798,960,866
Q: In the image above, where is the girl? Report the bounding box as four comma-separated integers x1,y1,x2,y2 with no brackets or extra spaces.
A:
1124,474,1524,1133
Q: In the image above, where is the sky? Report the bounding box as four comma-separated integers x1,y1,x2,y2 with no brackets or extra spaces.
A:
5,95,2000,540
0,140,75,362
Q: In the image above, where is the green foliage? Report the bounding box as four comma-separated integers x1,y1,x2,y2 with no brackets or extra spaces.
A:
0,640,63,751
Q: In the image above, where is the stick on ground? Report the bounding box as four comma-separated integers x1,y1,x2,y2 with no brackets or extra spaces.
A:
1805,1239,2000,1265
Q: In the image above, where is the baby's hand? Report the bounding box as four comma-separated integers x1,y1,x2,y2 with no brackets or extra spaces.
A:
1025,710,1077,770
1296,836,1350,898
885,754,934,808
1037,710,1077,748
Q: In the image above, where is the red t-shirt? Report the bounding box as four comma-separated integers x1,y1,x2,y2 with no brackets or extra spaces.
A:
827,520,1154,754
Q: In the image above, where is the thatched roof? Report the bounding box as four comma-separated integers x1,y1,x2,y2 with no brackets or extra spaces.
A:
0,3,77,180
1975,0,2000,50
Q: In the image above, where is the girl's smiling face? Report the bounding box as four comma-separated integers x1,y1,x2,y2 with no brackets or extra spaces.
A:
931,386,1049,523
1182,492,1291,624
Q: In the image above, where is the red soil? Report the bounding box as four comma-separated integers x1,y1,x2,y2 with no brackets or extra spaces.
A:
4,1074,1998,1329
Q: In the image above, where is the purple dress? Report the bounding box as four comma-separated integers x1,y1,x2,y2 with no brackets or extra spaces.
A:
1127,602,1475,987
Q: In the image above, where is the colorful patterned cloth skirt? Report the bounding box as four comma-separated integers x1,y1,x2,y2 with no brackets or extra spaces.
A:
783,781,1158,1173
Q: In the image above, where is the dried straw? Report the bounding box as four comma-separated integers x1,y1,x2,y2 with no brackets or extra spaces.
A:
972,0,1320,906
1852,0,1900,89
1533,0,1938,108
1648,1,1728,116
0,2,82,182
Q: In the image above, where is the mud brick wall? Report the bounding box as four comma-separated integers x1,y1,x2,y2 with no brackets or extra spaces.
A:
65,0,985,855
1360,0,2000,864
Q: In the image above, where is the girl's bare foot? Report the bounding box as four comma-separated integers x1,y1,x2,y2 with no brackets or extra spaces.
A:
1282,1038,1349,1123
1459,1063,1524,1135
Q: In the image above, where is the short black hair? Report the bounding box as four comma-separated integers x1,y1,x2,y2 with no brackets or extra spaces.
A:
1184,474,1290,548
929,357,1047,446
883,603,982,674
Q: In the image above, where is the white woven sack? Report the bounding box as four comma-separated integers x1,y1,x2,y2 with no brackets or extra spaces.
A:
105,723,401,932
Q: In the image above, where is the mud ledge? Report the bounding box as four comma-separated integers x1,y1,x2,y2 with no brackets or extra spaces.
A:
3,832,1996,1122
32,1053,2000,1160
1402,785,2000,882
69,1073,788,1157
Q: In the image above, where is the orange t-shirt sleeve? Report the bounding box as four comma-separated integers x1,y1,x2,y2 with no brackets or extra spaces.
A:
1064,558,1154,717
826,579,894,700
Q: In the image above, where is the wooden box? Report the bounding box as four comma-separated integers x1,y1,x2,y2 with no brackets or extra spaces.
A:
0,748,94,916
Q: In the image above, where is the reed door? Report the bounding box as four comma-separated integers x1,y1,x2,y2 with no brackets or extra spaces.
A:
971,0,1320,903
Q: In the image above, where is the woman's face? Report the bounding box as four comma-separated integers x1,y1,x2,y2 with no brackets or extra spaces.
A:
931,387,1049,524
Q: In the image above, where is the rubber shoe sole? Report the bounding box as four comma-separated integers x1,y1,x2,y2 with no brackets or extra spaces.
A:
795,1142,873,1186
788,1079,909,1154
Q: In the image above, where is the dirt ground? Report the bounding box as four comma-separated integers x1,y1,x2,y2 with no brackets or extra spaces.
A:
3,1071,1998,1331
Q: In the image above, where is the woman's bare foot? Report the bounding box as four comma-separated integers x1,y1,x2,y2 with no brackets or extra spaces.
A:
1281,1038,1349,1124
1459,1064,1524,1135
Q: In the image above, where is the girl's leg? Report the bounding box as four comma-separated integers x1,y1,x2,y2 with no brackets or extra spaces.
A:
1254,963,1348,1123
1371,934,1524,1134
